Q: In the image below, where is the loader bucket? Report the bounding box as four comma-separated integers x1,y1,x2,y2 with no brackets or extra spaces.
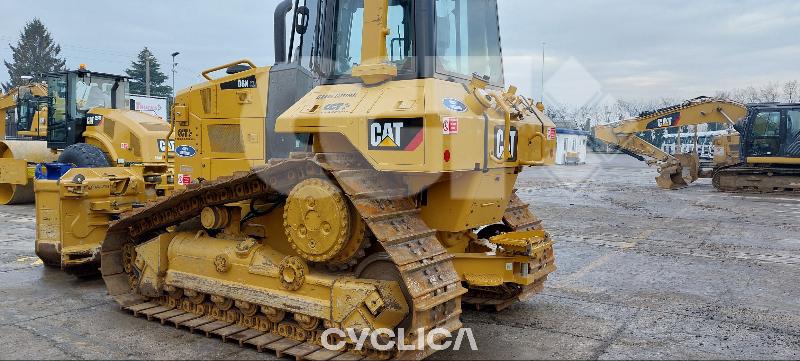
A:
655,153,700,190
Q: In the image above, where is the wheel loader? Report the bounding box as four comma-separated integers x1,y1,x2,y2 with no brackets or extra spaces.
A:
26,67,174,274
94,0,557,358
593,97,800,192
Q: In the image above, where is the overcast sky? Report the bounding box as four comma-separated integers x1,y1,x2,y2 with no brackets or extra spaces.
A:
1,0,797,106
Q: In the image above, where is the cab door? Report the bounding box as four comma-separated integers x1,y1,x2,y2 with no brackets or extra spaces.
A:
746,109,782,157
45,74,74,149
783,109,800,157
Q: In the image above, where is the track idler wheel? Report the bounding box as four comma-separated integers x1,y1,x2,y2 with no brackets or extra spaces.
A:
356,253,413,331
284,178,368,266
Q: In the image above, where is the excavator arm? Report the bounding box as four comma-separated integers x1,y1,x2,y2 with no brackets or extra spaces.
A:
593,97,749,189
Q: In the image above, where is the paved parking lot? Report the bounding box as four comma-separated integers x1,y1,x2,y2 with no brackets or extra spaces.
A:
1,153,798,360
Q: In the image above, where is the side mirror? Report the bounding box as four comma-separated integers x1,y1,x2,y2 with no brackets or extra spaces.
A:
295,6,310,35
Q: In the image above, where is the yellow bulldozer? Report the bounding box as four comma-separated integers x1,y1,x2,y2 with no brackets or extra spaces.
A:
68,0,559,358
593,97,800,192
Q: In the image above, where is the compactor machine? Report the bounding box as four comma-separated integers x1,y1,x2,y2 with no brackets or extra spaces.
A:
593,97,800,192
29,67,173,273
100,0,557,358
1,68,173,205
0,82,57,204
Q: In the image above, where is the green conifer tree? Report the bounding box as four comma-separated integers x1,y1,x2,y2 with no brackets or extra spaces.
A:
125,47,172,97
3,18,66,91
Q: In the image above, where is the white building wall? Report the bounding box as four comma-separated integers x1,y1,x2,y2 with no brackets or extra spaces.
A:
555,133,588,165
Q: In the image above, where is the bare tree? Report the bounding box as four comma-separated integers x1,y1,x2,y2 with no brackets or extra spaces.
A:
784,80,798,103
758,82,781,102
714,90,732,100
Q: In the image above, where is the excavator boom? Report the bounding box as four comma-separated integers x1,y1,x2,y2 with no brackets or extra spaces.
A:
593,97,748,189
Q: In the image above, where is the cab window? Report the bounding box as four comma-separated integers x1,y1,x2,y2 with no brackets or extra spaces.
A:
435,0,504,84
750,111,781,156
332,0,414,78
75,76,115,112
46,76,68,125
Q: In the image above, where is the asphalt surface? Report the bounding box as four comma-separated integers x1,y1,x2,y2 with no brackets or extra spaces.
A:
1,153,798,360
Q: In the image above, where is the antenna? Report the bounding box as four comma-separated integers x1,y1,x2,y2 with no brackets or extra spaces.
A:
541,42,546,103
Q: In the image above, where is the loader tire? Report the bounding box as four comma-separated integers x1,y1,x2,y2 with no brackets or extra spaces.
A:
57,143,110,168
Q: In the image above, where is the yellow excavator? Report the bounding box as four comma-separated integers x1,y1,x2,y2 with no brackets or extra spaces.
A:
593,97,800,192
1,80,50,138
80,0,558,358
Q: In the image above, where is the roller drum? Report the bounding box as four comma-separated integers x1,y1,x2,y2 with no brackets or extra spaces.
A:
0,140,58,204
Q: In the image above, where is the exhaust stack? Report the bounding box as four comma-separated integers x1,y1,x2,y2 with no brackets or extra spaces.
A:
273,0,293,64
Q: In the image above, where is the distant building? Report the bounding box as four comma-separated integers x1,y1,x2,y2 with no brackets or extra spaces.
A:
556,128,590,165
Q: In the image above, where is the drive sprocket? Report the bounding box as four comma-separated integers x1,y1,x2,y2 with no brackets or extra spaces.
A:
283,178,367,265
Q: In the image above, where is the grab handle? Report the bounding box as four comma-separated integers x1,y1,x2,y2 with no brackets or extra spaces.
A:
201,59,257,80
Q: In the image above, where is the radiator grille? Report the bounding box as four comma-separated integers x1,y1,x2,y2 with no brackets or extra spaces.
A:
207,125,244,153
103,118,115,137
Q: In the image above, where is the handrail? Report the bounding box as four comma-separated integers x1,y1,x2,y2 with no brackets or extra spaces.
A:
201,60,257,81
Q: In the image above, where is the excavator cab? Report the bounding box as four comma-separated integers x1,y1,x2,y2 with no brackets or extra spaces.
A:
15,88,48,137
740,104,800,159
44,68,129,150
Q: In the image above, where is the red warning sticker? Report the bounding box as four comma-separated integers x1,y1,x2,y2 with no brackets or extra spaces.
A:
547,128,556,140
442,117,459,135
177,174,191,186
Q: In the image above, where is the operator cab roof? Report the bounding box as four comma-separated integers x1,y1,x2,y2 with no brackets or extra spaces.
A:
45,69,130,80
748,102,800,109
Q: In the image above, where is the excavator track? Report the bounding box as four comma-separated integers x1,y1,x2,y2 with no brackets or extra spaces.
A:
461,192,556,311
713,166,800,193
101,153,465,360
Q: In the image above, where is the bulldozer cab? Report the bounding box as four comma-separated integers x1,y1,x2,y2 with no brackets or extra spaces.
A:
262,0,507,158
741,104,800,159
44,69,129,150
291,0,504,87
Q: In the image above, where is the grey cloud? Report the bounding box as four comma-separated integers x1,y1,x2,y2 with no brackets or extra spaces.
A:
1,0,796,104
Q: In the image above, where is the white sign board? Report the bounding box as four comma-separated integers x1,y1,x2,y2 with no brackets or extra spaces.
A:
129,94,168,120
